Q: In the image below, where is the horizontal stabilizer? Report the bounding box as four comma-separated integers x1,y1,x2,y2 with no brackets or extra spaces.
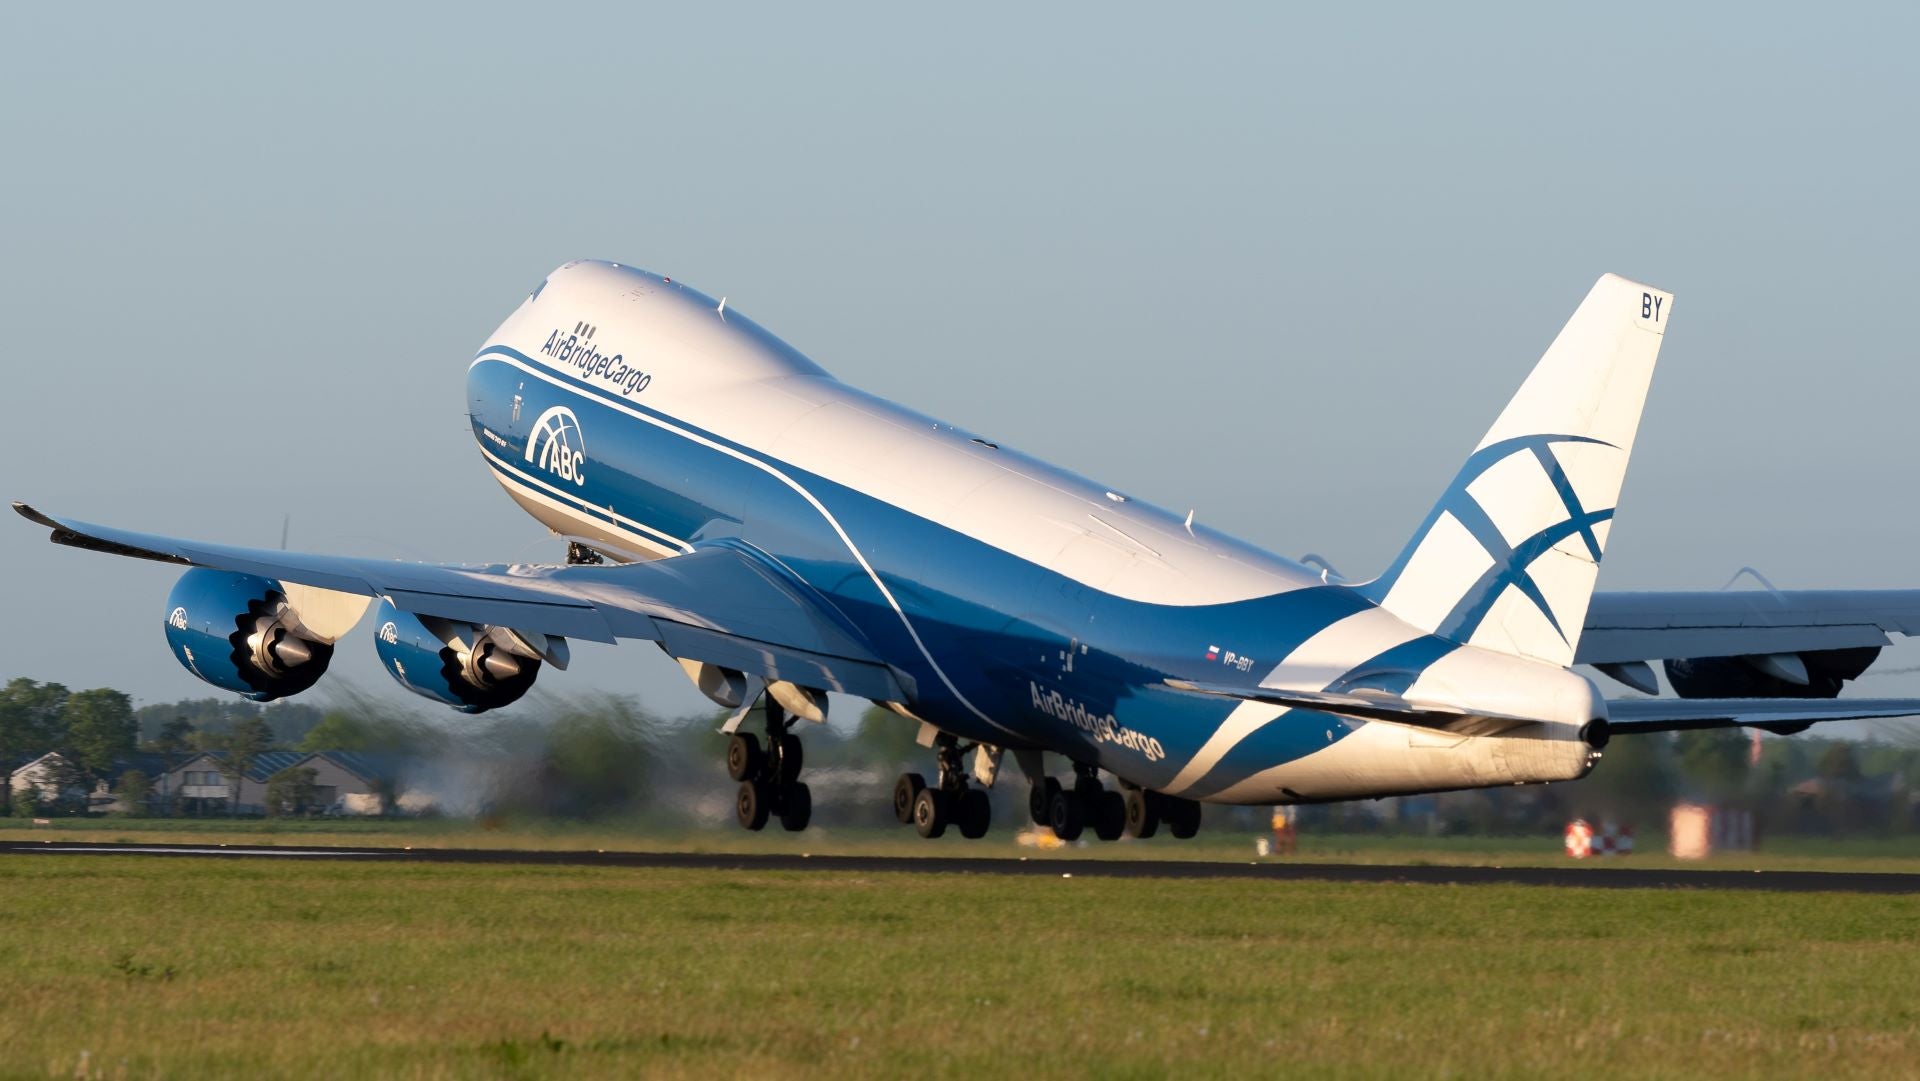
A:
1163,679,1544,737
1606,697,1920,735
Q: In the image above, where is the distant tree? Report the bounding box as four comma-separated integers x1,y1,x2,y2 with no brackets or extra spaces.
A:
1816,742,1864,832
261,701,324,746
219,716,275,816
116,769,152,818
132,697,319,746
298,710,373,752
10,788,36,819
0,679,70,813
150,718,195,815
852,706,923,766
539,698,657,818
264,766,320,817
1570,732,1674,823
62,688,137,784
1673,730,1751,803
298,708,428,755
1818,742,1862,783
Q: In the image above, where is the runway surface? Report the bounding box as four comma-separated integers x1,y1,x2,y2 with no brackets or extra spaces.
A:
5,839,1920,892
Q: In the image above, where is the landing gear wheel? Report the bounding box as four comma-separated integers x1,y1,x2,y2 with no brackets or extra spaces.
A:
1048,787,1085,841
1030,777,1060,825
912,787,949,838
1092,790,1126,841
726,733,763,782
777,734,805,784
778,782,812,832
1124,789,1159,838
735,779,771,831
1166,797,1202,839
958,788,992,839
893,773,927,825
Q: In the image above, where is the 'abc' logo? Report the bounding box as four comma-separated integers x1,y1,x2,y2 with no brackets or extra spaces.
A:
525,405,587,486
167,606,189,631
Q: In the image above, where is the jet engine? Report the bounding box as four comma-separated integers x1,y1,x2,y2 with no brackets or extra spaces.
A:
1663,646,1882,733
372,599,564,713
163,569,339,701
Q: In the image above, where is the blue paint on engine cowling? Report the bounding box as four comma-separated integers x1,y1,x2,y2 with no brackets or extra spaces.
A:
371,599,536,713
163,568,332,701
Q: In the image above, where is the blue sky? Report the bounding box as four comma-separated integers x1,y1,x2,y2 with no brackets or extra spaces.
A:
2,4,1916,724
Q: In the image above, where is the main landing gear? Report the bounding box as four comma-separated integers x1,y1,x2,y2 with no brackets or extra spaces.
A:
728,699,812,832
883,737,1204,843
1027,762,1203,842
892,732,992,839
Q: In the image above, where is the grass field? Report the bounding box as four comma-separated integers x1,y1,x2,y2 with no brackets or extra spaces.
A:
12,816,1920,874
3,855,1920,1079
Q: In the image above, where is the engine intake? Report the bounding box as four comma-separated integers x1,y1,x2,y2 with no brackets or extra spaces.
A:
163,569,334,701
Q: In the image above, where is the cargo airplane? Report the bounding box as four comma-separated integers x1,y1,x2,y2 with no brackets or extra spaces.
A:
21,262,1920,840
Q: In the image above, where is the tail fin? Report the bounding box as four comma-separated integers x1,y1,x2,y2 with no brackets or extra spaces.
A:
1363,274,1673,668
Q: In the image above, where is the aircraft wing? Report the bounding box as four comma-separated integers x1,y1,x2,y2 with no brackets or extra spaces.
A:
1578,590,1920,665
1163,679,1544,737
1605,696,1920,734
1166,678,1920,738
13,503,908,701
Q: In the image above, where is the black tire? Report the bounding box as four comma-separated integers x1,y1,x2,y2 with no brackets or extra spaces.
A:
1048,787,1084,841
1092,790,1126,841
778,782,812,832
913,787,948,838
958,788,992,839
893,773,927,825
1029,777,1060,825
1167,797,1201,839
725,733,763,782
735,779,771,831
1123,789,1159,838
777,733,804,784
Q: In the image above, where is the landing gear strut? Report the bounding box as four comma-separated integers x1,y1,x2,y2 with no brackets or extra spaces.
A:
729,698,811,832
894,733,991,839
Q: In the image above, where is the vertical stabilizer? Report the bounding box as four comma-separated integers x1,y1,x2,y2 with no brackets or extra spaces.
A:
1363,274,1673,667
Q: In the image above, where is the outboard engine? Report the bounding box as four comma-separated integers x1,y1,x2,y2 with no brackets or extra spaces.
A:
1664,646,1882,700
164,569,336,701
1664,646,1883,734
372,599,561,713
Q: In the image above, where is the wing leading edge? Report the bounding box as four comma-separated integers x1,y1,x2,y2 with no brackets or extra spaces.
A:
13,503,908,702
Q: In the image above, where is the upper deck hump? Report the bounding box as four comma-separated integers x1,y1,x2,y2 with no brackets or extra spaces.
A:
483,261,1321,607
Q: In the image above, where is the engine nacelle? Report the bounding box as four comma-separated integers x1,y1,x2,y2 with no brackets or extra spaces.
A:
1664,646,1882,733
372,599,546,713
164,569,335,701
1664,646,1881,700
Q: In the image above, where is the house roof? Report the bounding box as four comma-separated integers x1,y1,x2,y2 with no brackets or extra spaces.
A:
11,751,169,779
169,749,309,782
307,750,407,784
